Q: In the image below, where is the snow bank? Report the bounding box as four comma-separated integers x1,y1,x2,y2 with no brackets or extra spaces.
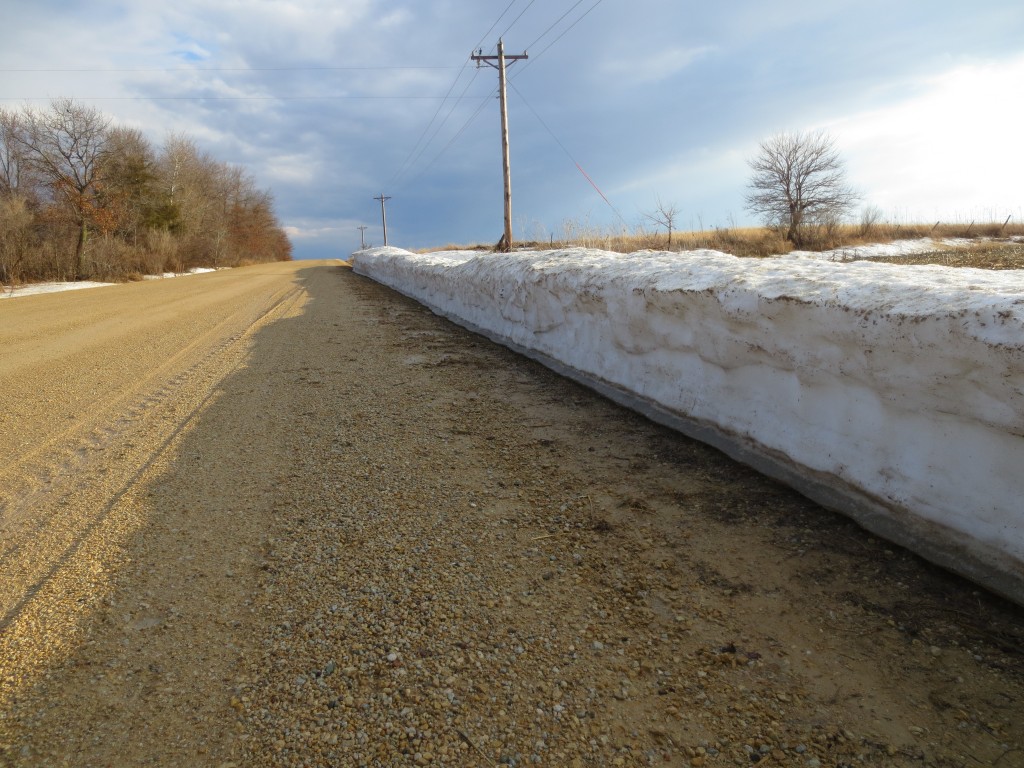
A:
351,246,1024,605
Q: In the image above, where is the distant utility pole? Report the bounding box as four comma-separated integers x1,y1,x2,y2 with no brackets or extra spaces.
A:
472,39,527,252
357,225,368,249
373,194,392,246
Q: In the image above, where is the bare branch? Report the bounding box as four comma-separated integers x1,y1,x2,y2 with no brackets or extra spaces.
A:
12,99,111,276
643,197,679,249
744,130,859,245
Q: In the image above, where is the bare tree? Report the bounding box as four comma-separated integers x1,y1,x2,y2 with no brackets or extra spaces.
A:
0,108,37,285
0,195,34,286
858,204,884,238
0,108,33,197
744,130,858,245
643,197,679,249
15,98,110,278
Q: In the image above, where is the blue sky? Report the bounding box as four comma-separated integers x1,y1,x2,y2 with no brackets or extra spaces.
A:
2,0,1023,259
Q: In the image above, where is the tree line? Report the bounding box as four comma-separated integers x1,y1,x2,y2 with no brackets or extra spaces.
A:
1,98,291,286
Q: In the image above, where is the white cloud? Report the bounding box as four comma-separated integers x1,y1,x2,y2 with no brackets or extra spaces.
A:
157,0,376,62
264,154,317,185
283,224,339,240
376,9,412,28
603,46,714,84
283,218,366,243
827,53,1024,221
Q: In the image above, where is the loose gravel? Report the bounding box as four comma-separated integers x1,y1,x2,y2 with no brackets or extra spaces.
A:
1,261,1022,767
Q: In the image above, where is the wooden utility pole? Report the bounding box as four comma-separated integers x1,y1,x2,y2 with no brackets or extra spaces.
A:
357,225,368,249
373,194,392,246
472,39,527,252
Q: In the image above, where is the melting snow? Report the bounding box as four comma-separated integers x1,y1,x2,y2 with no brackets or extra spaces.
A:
1,280,115,299
2,267,221,299
785,236,986,262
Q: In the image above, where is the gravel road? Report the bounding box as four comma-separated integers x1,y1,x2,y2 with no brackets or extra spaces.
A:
1,261,1022,767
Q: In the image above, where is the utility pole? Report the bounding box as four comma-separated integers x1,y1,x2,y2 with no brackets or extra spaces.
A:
357,225,368,249
472,39,527,252
373,193,392,246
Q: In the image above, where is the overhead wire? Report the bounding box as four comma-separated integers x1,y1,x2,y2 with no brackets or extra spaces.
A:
390,67,483,187
0,94,479,102
404,87,498,188
507,80,628,227
387,66,480,186
0,66,460,73
391,0,525,189
393,0,612,198
513,0,607,78
522,0,588,52
499,0,538,40
472,0,520,52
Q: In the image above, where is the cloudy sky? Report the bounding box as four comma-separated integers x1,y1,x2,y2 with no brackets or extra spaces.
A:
2,0,1023,259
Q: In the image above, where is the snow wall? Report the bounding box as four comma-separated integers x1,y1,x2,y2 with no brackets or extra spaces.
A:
350,247,1024,606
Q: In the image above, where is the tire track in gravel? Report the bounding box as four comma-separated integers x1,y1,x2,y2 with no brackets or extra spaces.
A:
0,280,307,620
0,278,304,565
0,273,300,534
0,264,311,724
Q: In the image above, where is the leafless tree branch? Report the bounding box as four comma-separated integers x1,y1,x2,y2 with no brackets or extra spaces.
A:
643,197,679,249
744,130,859,246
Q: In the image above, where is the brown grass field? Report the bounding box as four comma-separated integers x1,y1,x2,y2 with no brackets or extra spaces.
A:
423,219,1024,270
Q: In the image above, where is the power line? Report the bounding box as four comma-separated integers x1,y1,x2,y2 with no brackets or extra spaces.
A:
0,65,461,73
508,80,627,227
499,0,539,40
472,0,520,52
0,94,482,102
388,67,481,187
404,88,497,187
390,67,483,188
522,0,588,51
389,0,527,189
390,1,608,197
387,0,523,188
513,0,607,78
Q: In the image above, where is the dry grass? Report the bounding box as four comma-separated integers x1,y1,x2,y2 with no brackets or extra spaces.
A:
419,219,1024,270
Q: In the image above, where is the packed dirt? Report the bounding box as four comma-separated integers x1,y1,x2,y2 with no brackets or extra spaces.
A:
1,261,1022,767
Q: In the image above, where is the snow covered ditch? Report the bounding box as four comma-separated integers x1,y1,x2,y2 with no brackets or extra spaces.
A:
782,236,976,262
351,246,1024,605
